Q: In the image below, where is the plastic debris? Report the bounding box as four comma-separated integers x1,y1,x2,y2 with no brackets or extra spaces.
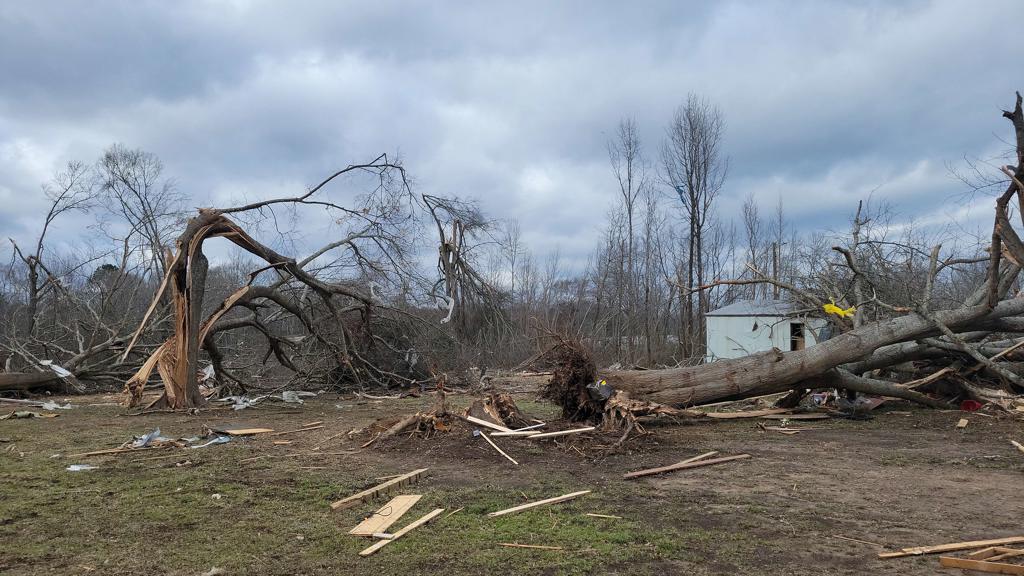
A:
66,464,98,472
39,359,73,378
823,299,856,319
131,428,163,448
189,436,230,449
40,401,73,411
281,391,304,404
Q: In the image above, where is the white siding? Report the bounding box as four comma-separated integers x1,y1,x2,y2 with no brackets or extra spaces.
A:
706,315,827,360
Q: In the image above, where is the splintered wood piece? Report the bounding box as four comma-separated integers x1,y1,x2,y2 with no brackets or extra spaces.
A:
272,440,292,446
220,428,275,436
358,508,445,557
526,427,596,440
703,408,791,419
462,415,513,433
480,433,518,465
624,453,749,479
301,420,323,427
349,495,422,536
759,413,830,420
957,418,969,429
879,536,1024,559
330,468,428,511
489,430,547,437
988,549,1024,562
267,425,324,437
585,513,622,519
488,490,591,517
938,556,1024,574
499,543,564,550
1011,440,1024,454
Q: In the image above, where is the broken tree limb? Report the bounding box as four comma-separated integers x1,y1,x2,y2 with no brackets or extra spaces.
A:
623,453,749,479
488,490,592,517
330,468,428,511
358,508,445,557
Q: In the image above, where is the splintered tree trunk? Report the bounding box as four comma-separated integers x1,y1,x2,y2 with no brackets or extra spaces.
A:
598,298,1024,406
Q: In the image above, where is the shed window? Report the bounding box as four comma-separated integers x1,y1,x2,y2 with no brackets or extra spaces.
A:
790,322,805,351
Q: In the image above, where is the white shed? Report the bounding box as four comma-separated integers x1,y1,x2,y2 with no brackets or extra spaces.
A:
705,299,828,361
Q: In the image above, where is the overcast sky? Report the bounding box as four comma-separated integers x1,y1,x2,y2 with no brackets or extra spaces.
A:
1,0,1020,269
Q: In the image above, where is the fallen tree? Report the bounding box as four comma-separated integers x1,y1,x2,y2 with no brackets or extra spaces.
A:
552,92,1024,420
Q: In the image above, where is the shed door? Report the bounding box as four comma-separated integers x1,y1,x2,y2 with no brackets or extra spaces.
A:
790,322,805,351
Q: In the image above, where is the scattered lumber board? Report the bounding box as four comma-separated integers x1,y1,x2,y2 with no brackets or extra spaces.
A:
624,453,748,479
480,432,518,465
499,543,564,550
462,415,513,433
490,430,547,437
585,513,622,519
938,556,1024,574
526,427,596,440
703,408,791,419
359,508,445,557
957,418,970,429
330,468,428,511
267,425,324,437
219,428,274,436
488,490,591,517
1011,440,1024,454
879,536,1024,559
349,494,422,536
760,413,830,420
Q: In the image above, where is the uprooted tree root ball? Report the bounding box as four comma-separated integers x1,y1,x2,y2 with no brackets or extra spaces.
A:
542,340,600,422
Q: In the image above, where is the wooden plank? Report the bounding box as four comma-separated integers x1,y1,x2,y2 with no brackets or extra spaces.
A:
879,536,1024,559
490,430,548,437
349,494,422,536
989,549,1024,562
969,547,1001,560
957,418,969,429
301,420,323,427
462,415,513,433
499,543,564,550
939,556,1024,575
703,408,791,419
220,428,275,436
480,433,518,465
1011,440,1024,454
624,453,750,479
760,413,830,420
526,427,596,440
272,440,292,446
267,425,324,437
359,508,445,557
585,513,622,519
330,468,428,511
488,490,591,517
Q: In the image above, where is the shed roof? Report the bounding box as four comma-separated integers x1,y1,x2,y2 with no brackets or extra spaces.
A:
706,299,803,317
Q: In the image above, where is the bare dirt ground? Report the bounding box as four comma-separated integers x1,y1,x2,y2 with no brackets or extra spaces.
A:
1,381,1022,575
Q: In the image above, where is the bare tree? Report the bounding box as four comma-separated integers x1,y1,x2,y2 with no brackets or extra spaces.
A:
661,94,728,359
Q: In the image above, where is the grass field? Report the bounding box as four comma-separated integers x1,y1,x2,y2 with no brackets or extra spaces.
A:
2,389,1022,575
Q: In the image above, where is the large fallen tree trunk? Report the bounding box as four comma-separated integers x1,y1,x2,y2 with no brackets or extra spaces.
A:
598,298,1024,407
0,372,66,392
